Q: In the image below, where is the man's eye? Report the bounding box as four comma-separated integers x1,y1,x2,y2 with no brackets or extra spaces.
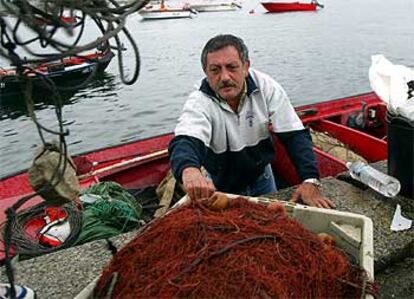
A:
210,68,219,74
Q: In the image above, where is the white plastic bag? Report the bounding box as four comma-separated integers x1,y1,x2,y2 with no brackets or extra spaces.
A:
369,55,414,121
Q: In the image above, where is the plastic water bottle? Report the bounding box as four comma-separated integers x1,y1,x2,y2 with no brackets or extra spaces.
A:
346,161,401,197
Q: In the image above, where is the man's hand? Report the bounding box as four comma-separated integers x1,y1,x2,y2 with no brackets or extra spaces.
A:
182,167,216,200
290,182,335,209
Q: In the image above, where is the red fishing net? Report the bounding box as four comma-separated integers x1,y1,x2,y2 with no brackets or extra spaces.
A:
94,195,375,298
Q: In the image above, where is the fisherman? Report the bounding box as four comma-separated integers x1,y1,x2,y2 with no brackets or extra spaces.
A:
168,34,335,209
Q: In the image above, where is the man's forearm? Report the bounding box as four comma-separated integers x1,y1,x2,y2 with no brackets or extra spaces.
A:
168,135,206,182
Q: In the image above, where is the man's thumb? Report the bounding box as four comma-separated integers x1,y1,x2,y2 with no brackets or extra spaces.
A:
289,189,300,203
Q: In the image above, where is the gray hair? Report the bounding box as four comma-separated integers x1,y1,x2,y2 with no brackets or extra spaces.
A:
201,34,249,71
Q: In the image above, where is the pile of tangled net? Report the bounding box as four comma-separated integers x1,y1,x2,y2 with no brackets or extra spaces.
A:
94,195,377,298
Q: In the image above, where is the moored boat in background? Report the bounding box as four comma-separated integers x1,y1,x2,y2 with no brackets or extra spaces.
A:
139,8,194,20
261,0,324,13
189,1,242,12
33,15,79,26
0,47,114,97
139,0,195,20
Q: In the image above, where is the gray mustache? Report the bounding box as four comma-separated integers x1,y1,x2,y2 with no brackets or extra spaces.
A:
218,81,237,89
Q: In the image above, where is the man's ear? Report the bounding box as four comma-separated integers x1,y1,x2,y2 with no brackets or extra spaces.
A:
244,59,250,77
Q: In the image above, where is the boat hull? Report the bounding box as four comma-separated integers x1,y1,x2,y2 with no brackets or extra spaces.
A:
139,10,192,20
261,2,317,12
0,91,389,262
191,4,240,12
0,91,387,199
0,50,114,97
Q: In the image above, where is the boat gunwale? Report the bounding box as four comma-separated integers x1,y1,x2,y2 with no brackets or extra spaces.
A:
0,132,174,181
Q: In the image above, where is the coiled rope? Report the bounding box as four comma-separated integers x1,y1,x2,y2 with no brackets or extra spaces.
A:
0,2,149,297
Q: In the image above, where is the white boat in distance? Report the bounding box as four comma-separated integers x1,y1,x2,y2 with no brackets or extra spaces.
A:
139,9,192,20
189,0,242,12
139,0,194,20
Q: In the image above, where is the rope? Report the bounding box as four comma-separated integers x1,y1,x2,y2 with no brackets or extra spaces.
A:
1,202,82,256
0,2,149,297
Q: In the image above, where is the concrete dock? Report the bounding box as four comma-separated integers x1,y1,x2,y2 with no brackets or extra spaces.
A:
1,161,413,298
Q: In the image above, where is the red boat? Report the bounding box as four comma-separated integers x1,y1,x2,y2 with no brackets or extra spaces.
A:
0,91,388,262
0,47,114,97
261,1,323,13
33,15,79,26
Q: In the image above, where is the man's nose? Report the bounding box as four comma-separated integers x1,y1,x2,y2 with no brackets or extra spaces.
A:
220,69,231,81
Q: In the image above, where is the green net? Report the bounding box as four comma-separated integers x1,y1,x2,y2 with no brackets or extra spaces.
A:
74,181,143,245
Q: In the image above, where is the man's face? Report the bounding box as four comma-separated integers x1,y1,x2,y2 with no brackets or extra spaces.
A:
205,46,250,102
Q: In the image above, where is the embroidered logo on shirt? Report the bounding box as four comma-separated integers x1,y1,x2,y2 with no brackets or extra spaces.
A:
246,111,254,127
